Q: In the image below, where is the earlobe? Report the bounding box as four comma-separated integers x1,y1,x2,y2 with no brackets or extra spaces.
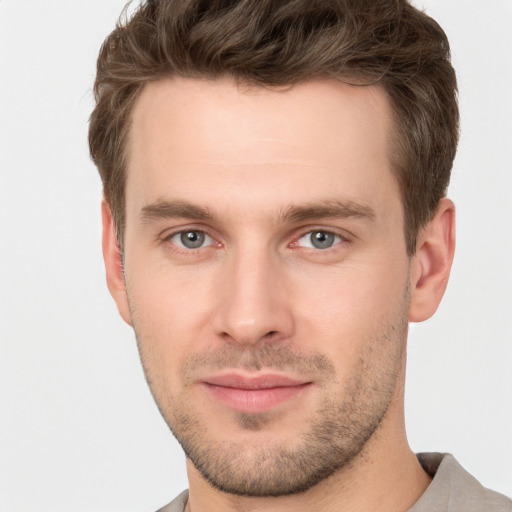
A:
409,198,456,322
101,200,133,326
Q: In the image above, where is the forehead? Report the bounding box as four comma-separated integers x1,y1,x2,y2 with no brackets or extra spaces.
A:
126,76,399,223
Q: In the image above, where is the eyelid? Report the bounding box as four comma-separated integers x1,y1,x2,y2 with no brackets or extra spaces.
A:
160,222,214,239
161,225,221,250
290,226,350,249
158,224,351,251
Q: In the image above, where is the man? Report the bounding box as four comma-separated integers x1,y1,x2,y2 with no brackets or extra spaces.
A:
88,0,511,511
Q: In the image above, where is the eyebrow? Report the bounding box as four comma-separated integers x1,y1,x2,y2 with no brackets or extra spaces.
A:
279,199,376,223
141,200,214,222
140,198,376,224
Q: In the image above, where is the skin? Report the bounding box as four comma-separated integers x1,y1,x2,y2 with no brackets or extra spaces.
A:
102,77,455,512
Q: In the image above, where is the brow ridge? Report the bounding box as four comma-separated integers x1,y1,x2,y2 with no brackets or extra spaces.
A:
140,198,376,224
141,200,214,222
280,199,376,223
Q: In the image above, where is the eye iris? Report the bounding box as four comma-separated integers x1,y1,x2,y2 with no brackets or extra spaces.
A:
180,231,205,248
311,231,335,249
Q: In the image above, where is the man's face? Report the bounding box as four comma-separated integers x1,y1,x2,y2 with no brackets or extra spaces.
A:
118,77,413,496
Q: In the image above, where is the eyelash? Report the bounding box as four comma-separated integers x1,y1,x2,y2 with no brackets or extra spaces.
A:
163,229,218,251
161,227,350,254
291,229,347,251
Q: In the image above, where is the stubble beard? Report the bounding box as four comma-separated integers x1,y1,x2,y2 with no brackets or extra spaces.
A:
133,314,408,498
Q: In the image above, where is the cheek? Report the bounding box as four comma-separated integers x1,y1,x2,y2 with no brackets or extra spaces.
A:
124,261,216,388
124,239,410,382
291,258,409,356
126,248,214,324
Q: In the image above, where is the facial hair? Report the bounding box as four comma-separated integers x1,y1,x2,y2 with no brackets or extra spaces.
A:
132,300,409,497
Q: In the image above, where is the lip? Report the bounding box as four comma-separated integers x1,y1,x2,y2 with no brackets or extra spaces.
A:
202,373,312,413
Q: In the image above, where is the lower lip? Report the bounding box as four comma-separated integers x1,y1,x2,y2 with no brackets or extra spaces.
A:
203,383,311,413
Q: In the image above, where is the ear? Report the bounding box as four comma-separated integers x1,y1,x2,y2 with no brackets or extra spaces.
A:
101,200,133,326
409,198,456,322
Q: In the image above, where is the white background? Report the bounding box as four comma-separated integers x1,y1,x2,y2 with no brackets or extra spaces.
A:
1,1,511,511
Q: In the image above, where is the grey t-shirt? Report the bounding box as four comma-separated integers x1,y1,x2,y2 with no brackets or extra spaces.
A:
156,453,511,512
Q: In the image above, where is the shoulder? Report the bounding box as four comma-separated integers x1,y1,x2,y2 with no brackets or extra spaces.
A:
155,489,189,512
410,453,511,512
152,456,511,512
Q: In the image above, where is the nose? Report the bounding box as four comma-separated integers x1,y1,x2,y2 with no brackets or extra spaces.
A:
213,248,295,347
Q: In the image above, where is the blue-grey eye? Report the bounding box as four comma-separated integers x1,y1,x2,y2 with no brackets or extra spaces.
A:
171,230,213,249
297,230,342,249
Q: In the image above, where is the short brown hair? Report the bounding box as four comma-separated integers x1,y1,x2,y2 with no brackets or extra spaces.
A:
89,0,458,255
